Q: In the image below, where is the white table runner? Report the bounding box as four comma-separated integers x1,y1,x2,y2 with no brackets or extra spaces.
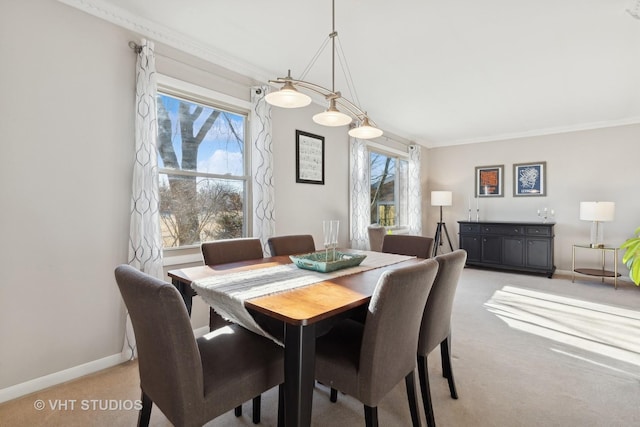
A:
192,251,414,344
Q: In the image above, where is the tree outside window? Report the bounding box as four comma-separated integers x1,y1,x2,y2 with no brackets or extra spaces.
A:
157,92,248,248
370,151,408,228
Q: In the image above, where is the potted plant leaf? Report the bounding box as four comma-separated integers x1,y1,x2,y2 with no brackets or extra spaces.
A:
621,226,640,286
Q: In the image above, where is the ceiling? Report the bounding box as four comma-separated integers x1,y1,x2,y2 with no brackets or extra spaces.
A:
68,0,640,147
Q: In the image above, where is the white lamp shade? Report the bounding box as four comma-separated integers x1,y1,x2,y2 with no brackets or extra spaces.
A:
313,109,352,127
265,83,312,108
348,117,384,139
579,201,615,222
348,123,383,139
431,191,453,207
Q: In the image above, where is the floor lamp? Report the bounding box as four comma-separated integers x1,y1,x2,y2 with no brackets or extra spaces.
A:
432,191,454,257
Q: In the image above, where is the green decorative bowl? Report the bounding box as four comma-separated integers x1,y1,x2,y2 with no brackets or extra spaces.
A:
290,251,367,273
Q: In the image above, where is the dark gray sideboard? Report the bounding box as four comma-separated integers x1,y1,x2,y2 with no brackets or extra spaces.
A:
458,221,555,278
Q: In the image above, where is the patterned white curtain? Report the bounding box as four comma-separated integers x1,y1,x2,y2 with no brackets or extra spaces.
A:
124,39,163,359
349,138,370,249
407,144,422,235
250,86,275,254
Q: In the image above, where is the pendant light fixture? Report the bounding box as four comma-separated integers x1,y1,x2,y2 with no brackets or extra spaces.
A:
265,0,383,139
264,71,311,108
313,98,352,127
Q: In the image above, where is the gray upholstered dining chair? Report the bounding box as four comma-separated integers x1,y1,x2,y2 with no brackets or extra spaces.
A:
114,265,283,427
417,249,467,427
201,237,264,268
315,259,440,427
382,234,434,259
367,224,386,252
267,234,316,256
201,238,264,332
200,237,265,421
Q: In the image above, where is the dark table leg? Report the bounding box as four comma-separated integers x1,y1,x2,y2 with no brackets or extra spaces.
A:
284,322,316,427
171,278,194,316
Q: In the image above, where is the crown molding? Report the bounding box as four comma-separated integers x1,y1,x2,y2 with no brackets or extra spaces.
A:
427,116,640,148
56,0,273,83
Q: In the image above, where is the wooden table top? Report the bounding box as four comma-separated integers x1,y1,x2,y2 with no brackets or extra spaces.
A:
168,254,421,326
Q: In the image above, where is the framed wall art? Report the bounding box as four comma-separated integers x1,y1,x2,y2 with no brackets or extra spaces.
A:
295,130,325,185
513,161,546,196
475,165,504,197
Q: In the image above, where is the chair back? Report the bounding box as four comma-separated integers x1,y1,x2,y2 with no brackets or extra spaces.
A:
367,224,386,252
201,237,263,265
358,259,439,404
418,249,467,355
114,265,202,424
267,234,316,256
381,234,434,259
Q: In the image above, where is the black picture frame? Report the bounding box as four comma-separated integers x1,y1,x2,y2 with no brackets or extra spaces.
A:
513,161,546,196
295,130,325,185
475,165,504,197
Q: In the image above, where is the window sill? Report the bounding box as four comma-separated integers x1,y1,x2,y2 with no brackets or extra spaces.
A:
386,227,410,235
162,246,203,267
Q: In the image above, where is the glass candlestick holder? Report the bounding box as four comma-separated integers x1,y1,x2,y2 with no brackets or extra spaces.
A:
537,208,555,223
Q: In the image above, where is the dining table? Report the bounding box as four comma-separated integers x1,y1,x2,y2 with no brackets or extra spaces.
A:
167,249,420,427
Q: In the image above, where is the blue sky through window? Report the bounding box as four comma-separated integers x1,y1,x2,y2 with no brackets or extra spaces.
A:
157,93,245,176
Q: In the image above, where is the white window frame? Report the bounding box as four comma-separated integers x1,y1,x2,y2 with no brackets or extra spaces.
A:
156,75,253,265
367,140,410,234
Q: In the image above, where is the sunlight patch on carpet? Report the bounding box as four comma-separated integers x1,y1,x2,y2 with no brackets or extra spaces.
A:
484,286,640,367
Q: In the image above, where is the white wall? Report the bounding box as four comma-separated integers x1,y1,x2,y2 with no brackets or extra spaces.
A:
425,125,640,275
271,106,350,249
1,0,135,389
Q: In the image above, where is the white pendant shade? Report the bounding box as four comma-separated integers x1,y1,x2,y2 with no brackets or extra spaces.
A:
313,103,352,126
348,117,383,139
265,82,312,108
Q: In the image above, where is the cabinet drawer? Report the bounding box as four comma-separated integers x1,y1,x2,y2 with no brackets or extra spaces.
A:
481,225,524,235
526,226,551,236
460,224,480,233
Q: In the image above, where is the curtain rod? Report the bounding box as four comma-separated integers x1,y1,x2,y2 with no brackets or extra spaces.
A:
128,40,264,88
127,40,262,89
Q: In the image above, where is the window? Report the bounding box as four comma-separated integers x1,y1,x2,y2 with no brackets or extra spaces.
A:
370,150,408,228
156,90,249,249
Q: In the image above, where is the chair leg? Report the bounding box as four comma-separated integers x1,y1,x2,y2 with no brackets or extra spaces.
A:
405,372,422,427
234,405,242,417
252,395,261,424
277,384,285,427
418,355,436,427
330,387,338,402
138,391,152,427
441,336,458,399
440,338,449,379
364,405,379,427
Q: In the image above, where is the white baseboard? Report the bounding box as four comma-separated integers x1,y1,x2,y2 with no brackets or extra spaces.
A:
0,353,128,404
0,325,212,404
